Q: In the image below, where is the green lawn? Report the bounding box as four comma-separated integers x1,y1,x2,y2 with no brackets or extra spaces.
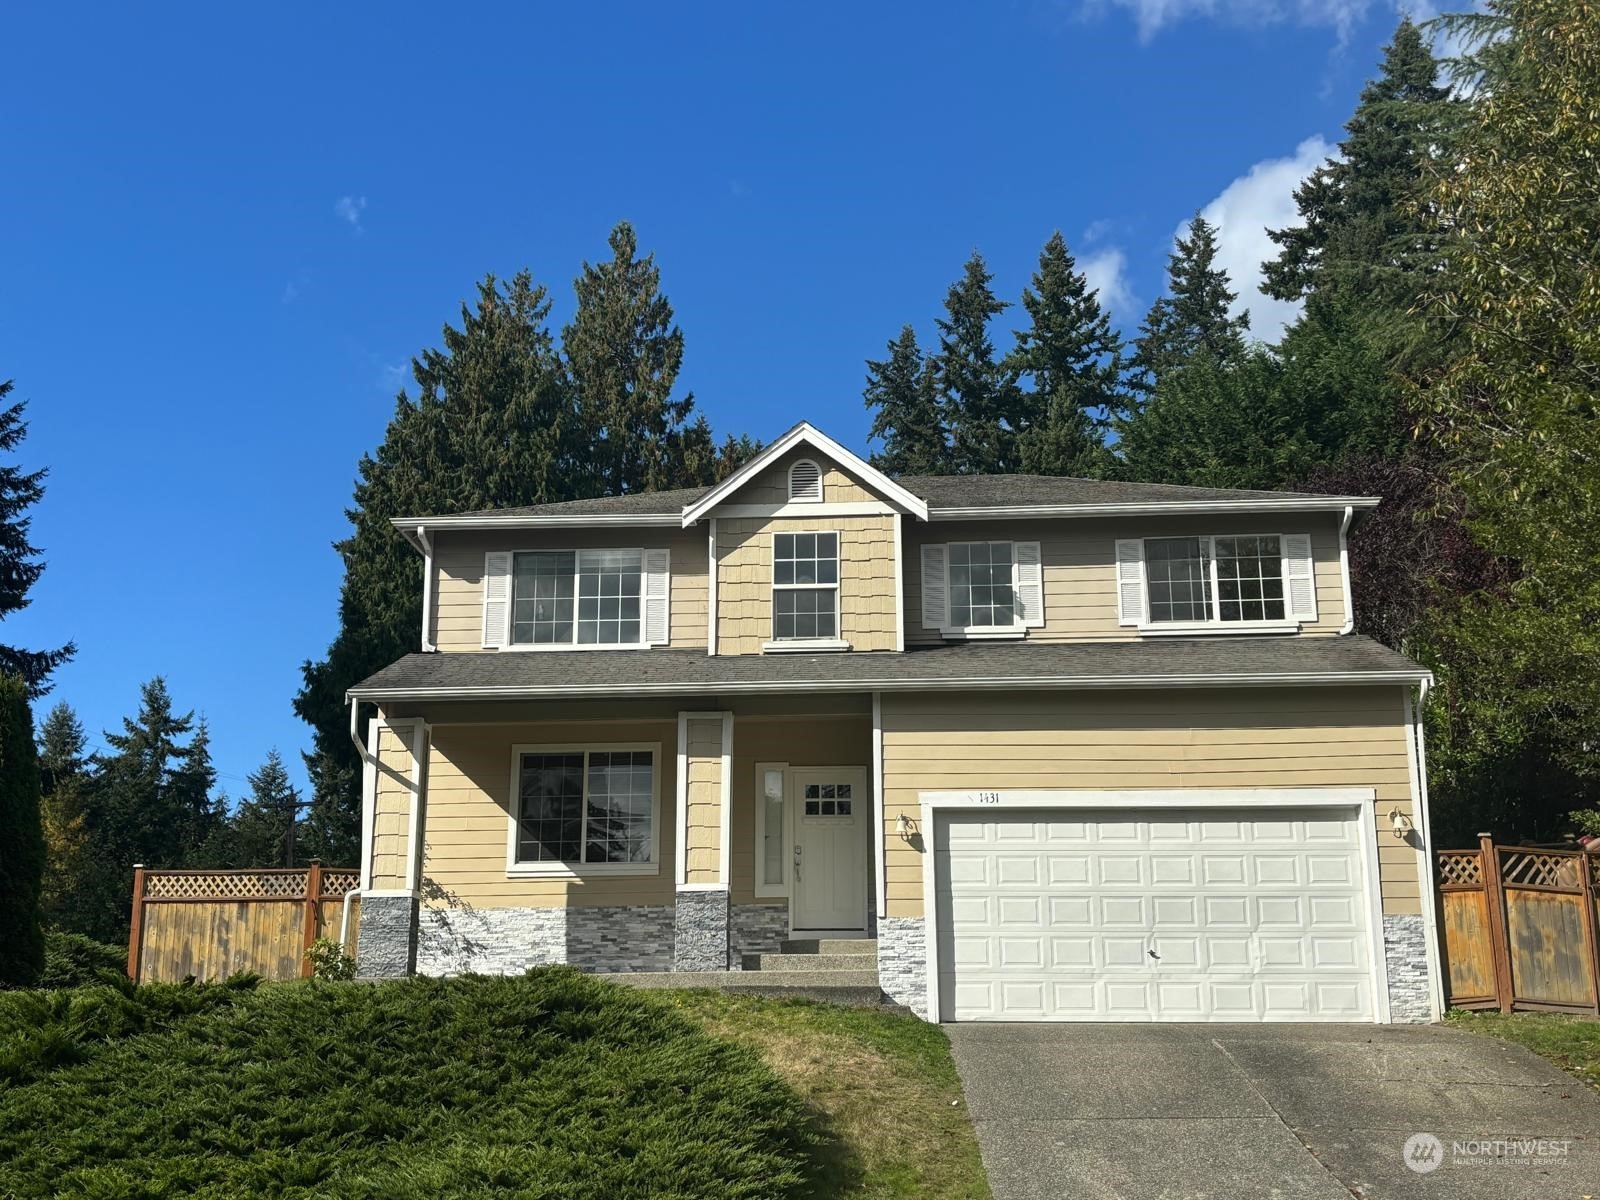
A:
0,970,989,1200
1446,1009,1600,1092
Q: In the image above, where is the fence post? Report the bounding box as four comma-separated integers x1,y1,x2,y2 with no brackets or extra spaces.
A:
1478,834,1514,1013
1580,847,1600,1017
126,864,147,983
301,859,323,978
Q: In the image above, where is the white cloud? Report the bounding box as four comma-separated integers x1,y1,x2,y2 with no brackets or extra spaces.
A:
1088,0,1374,43
1192,134,1333,341
334,195,367,232
1079,247,1136,317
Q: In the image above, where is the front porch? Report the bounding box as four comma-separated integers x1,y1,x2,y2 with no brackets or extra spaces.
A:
356,693,880,979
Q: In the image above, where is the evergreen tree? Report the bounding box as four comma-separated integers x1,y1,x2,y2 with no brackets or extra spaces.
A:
563,222,708,494
0,382,74,695
865,326,949,475
37,701,90,929
1128,216,1250,397
936,253,1023,475
1009,233,1123,477
223,750,303,868
0,674,44,985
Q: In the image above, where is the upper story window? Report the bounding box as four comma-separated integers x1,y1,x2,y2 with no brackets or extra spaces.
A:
772,531,839,642
787,459,823,502
482,548,670,650
509,744,659,876
1117,533,1316,631
920,541,1044,637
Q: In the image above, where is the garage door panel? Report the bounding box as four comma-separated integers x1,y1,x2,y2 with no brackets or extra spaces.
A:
935,807,1377,1022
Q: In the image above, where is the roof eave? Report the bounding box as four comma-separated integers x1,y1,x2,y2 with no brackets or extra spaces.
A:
390,513,684,536
927,497,1382,521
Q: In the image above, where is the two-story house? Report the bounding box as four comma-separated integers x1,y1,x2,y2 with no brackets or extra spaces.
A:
348,421,1440,1024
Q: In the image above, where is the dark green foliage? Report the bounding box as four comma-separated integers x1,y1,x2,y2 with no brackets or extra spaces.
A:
203,750,302,869
1128,216,1249,398
1010,232,1124,477
0,970,817,1199
937,253,1024,475
0,384,72,696
0,675,44,987
865,326,949,475
37,932,125,989
36,703,90,930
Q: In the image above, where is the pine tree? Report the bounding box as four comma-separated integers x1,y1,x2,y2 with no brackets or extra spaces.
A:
37,701,90,929
0,674,44,985
1009,233,1123,477
1129,216,1250,397
563,222,707,494
865,326,949,475
936,253,1022,475
0,382,74,695
224,750,303,868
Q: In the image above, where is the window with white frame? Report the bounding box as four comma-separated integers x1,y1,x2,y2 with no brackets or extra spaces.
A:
510,549,643,645
772,532,839,640
512,746,656,870
920,540,1044,634
1118,533,1317,629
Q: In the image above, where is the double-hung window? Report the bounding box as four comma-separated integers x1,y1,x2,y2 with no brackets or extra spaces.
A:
772,532,839,642
482,547,670,649
510,745,658,874
920,540,1044,636
1117,533,1317,630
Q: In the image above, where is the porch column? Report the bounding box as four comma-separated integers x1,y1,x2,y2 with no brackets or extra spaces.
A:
356,717,428,979
674,711,733,970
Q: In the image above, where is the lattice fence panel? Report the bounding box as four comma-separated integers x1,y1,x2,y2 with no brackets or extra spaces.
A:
320,871,360,898
1499,850,1584,891
144,871,309,900
1437,852,1483,887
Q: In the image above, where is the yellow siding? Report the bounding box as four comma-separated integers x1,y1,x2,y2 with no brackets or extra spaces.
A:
420,721,676,909
903,513,1346,645
879,686,1419,919
734,446,882,505
370,724,418,890
716,515,898,654
430,527,708,651
684,717,725,884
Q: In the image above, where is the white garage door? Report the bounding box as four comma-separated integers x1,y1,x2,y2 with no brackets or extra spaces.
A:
935,808,1377,1022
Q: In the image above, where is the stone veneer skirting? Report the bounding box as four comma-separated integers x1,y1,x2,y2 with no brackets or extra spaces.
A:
878,915,927,1017
730,903,789,968
413,904,674,976
1383,913,1433,1023
356,894,420,979
673,888,730,971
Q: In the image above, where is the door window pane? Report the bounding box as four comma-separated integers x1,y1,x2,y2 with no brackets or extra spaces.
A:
762,768,785,886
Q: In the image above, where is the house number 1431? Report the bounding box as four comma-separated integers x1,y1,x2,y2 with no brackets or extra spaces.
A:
971,792,1001,804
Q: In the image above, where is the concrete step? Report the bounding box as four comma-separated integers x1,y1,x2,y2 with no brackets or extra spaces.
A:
741,952,874,972
779,938,878,956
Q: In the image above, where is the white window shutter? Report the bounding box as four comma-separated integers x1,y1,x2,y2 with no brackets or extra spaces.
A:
1014,541,1044,629
1284,534,1317,621
643,547,671,645
1115,539,1146,626
482,552,512,648
920,544,949,629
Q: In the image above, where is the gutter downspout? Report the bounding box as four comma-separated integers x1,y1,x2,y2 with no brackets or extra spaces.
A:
1338,504,1356,635
417,526,436,653
1412,676,1445,1019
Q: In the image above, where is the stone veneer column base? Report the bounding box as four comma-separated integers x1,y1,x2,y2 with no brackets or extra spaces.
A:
674,888,731,971
1383,913,1433,1023
414,904,675,976
356,894,419,979
878,915,928,1018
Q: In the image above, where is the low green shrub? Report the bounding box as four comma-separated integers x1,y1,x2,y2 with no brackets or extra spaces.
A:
0,968,818,1198
304,936,356,981
37,932,126,989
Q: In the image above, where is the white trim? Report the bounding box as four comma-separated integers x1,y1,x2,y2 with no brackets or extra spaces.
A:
719,712,734,886
358,718,379,891
1406,685,1445,1020
927,497,1379,521
676,882,733,892
892,516,906,653
505,740,664,878
502,547,653,650
1339,505,1356,635
933,540,1029,639
351,668,1434,703
489,642,657,654
754,760,790,898
707,517,718,657
916,786,1386,1025
361,888,422,899
787,458,823,503
1137,622,1301,637
680,422,930,526
711,500,895,518
675,714,690,887
399,513,682,536
417,527,435,652
872,692,886,924
1137,533,1307,634
789,765,871,935
404,722,428,893
674,711,732,889
763,638,851,653
938,627,1027,641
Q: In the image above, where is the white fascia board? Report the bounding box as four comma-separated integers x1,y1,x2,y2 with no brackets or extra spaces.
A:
349,667,1433,703
926,496,1381,521
679,422,930,526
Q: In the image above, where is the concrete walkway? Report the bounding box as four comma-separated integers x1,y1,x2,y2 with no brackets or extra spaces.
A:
946,1023,1600,1199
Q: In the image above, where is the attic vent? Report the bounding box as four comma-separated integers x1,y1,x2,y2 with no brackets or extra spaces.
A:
788,459,823,503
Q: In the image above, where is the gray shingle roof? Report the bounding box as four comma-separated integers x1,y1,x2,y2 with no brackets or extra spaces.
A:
349,635,1426,699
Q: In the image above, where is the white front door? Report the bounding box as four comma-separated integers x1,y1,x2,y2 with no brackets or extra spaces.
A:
935,807,1377,1022
791,768,868,932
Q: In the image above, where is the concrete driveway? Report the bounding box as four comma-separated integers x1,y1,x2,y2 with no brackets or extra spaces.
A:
946,1023,1600,1199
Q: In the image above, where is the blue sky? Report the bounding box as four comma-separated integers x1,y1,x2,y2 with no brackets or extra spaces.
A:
0,0,1434,799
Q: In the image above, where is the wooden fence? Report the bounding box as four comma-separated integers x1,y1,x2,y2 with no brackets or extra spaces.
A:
127,862,362,984
1437,835,1600,1015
